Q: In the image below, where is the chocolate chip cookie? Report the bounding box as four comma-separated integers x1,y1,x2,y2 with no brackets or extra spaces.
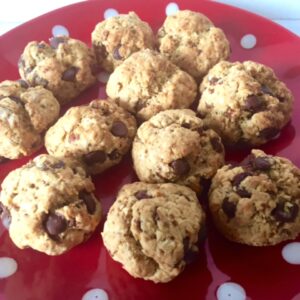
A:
102,182,205,283
209,149,300,246
0,80,60,160
157,10,230,81
0,154,102,255
45,99,137,175
106,49,197,122
197,61,293,146
132,109,224,193
18,36,97,105
92,12,155,72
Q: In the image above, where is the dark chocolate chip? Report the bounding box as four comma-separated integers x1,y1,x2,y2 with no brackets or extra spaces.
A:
52,161,65,169
209,77,219,85
232,172,251,187
183,237,198,264
244,95,266,114
113,46,122,60
252,157,271,171
259,127,280,140
83,150,107,165
210,137,223,153
94,44,108,58
197,111,206,119
222,198,236,219
17,79,29,88
277,96,285,102
134,190,152,200
62,66,79,81
272,202,299,223
44,213,67,236
111,121,128,137
181,123,191,129
261,85,274,96
49,36,67,49
108,149,121,160
236,188,251,198
170,158,190,176
79,191,96,214
33,75,48,87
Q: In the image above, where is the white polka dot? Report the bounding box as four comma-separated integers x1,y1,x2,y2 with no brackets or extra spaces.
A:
240,34,257,49
97,71,110,83
282,242,300,264
0,257,18,279
82,289,109,300
104,9,119,20
52,25,69,37
217,282,246,300
166,3,180,16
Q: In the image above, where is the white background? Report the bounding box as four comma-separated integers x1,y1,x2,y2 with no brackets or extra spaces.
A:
0,0,299,36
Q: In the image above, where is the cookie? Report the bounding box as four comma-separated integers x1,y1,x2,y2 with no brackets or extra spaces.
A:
106,49,197,122
18,36,97,105
157,10,230,81
132,109,224,193
0,154,102,255
209,149,300,246
102,182,205,283
197,61,293,146
45,99,137,175
0,80,60,160
92,12,155,72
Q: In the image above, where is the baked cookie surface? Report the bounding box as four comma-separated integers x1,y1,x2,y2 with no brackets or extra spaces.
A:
106,49,197,122
45,99,137,175
0,80,60,160
132,109,224,193
92,12,155,72
18,36,97,104
157,10,230,80
197,61,293,146
102,182,205,283
0,154,102,255
209,149,300,246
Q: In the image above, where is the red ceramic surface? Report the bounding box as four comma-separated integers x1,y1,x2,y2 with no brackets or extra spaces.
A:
1,1,300,299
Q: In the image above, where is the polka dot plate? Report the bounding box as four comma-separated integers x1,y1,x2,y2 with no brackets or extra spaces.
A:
1,0,300,299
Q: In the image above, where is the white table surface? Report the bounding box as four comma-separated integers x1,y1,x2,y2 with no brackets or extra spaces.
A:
0,0,299,36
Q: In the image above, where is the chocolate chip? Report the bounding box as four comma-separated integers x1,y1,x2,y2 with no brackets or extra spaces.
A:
232,172,251,186
181,123,191,129
170,158,190,176
222,198,236,219
113,46,122,60
94,44,107,58
236,188,251,198
272,202,299,223
210,137,223,153
277,96,285,102
62,66,79,81
197,127,204,135
252,157,271,171
17,79,29,88
134,190,152,200
83,150,107,165
209,77,219,85
111,121,128,137
259,127,280,140
244,95,266,114
79,191,96,214
183,237,198,264
49,36,67,49
33,75,48,87
44,213,67,236
261,85,274,96
52,161,65,169
197,111,206,119
108,149,121,160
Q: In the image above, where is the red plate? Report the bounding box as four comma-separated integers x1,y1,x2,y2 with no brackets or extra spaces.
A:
1,1,300,299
